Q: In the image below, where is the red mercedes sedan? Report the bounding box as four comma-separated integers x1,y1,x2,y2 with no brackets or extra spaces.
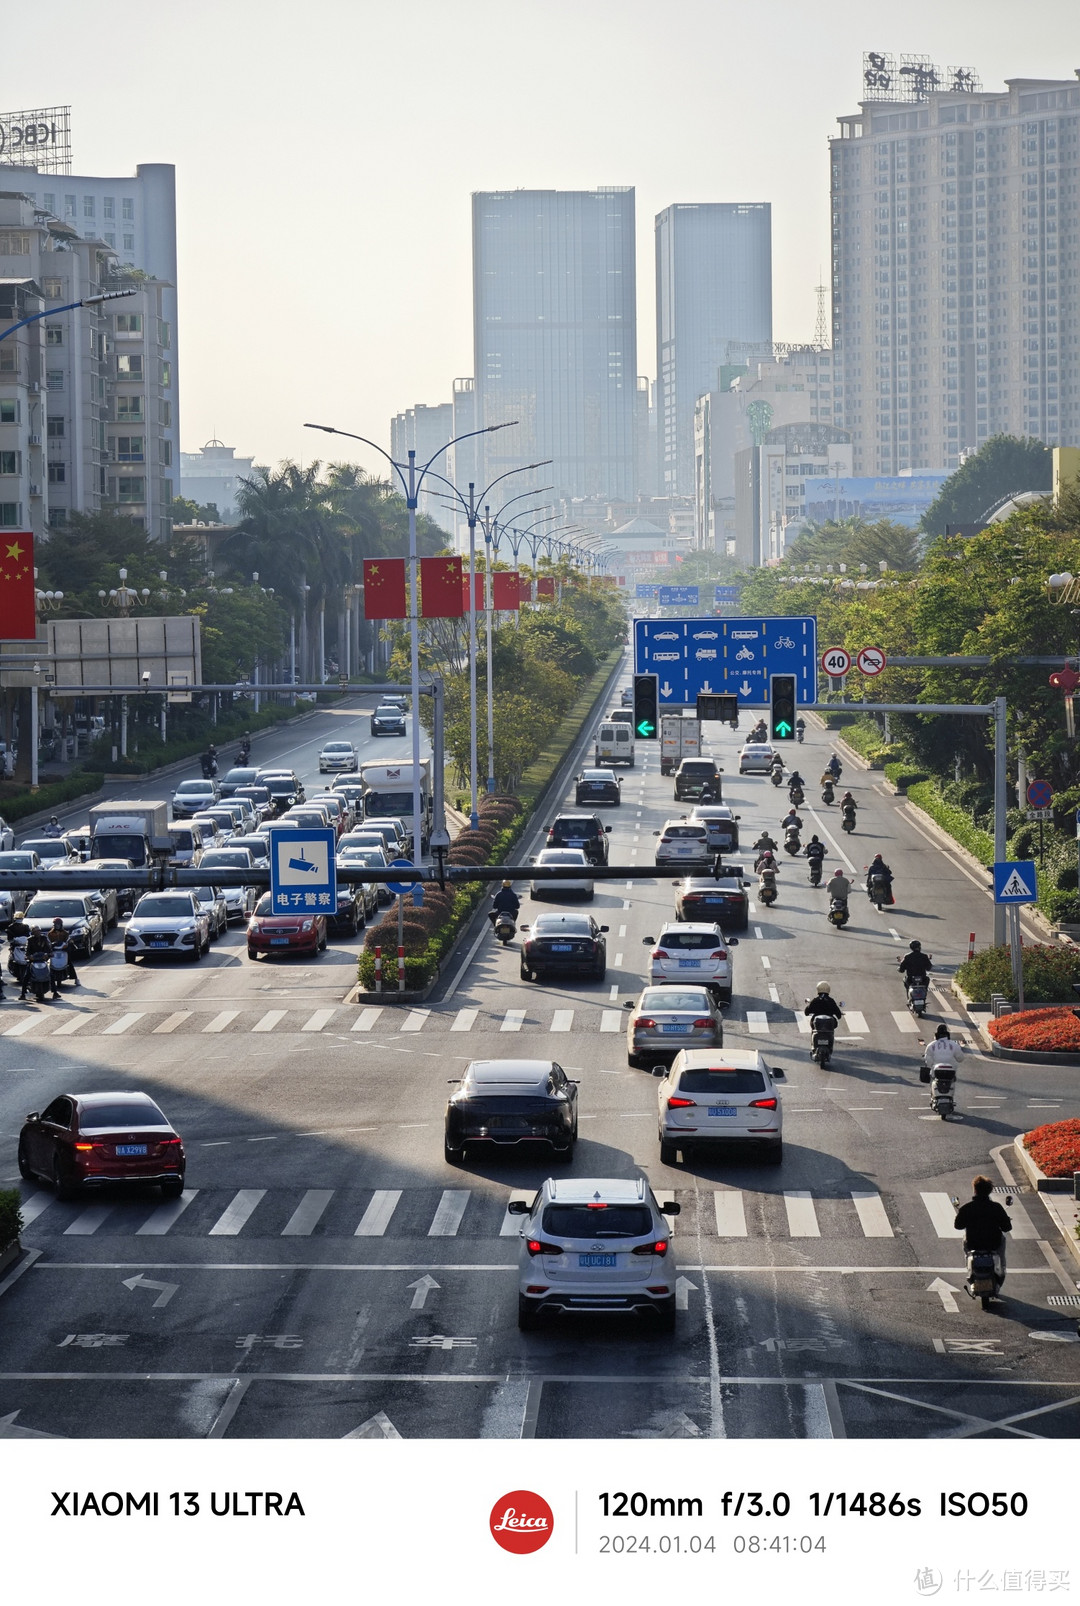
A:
18,1091,186,1199
246,893,328,959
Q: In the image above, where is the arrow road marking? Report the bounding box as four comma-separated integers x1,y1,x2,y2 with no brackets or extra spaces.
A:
927,1277,960,1313
675,1276,697,1311
407,1274,440,1310
0,1410,62,1438
122,1273,178,1308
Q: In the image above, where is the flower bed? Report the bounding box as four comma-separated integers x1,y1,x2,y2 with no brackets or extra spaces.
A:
1022,1118,1080,1179
987,1007,1080,1052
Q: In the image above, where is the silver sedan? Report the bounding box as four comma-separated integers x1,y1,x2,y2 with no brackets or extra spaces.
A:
625,985,724,1069
529,847,595,901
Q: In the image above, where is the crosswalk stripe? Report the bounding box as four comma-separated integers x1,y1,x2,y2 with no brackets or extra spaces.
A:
844,1011,869,1035
794,1014,811,1034
501,1190,533,1236
890,1011,920,1034
500,1009,526,1033
64,1204,112,1236
51,1013,91,1036
784,1191,820,1237
203,1010,239,1034
136,1190,198,1234
252,1010,287,1034
400,1010,429,1033
921,1192,963,1238
713,1190,748,1237
17,1190,53,1225
4,1014,44,1036
550,1010,573,1032
281,1189,334,1236
208,1189,266,1236
352,1008,382,1032
851,1191,893,1237
746,1011,770,1035
302,1008,337,1033
600,1010,622,1033
103,1012,143,1035
428,1189,470,1236
451,1008,478,1032
355,1189,401,1236
153,1011,192,1034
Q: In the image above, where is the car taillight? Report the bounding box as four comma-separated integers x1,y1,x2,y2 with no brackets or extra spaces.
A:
749,1097,778,1110
710,950,726,960
74,1142,94,1152
634,1017,656,1029
633,1240,669,1256
161,1136,183,1147
666,1096,695,1109
526,1239,563,1257
651,949,668,960
692,1017,714,1028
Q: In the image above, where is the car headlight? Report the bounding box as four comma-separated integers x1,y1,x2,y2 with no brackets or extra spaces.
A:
300,920,315,932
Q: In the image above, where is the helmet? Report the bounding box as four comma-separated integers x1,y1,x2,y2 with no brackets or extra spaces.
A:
935,1023,951,1040
502,879,512,888
810,834,819,843
909,940,921,952
816,981,831,994
872,852,884,862
49,815,58,824
843,791,853,799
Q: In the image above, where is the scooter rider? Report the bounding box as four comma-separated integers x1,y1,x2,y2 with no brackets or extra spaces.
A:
923,1022,965,1073
827,755,842,781
840,790,857,813
828,867,851,903
753,830,778,857
754,847,779,877
805,835,827,867
488,880,520,930
866,852,893,896
795,717,806,741
49,914,78,988
954,1175,1012,1280
22,927,51,1002
41,815,62,839
780,807,803,834
803,980,843,1023
898,940,932,995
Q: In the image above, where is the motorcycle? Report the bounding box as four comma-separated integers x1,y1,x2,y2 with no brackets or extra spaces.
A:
492,910,517,945
49,942,69,993
753,851,778,874
905,972,930,1018
201,756,218,780
750,722,768,743
808,1010,837,1066
784,827,802,856
827,896,849,929
28,953,51,1003
757,871,778,907
238,743,251,765
867,871,894,909
952,1195,1010,1308
821,781,835,805
808,856,824,887
8,934,28,988
796,724,805,744
770,767,784,787
788,784,805,806
828,761,843,783
841,805,856,834
929,1065,955,1118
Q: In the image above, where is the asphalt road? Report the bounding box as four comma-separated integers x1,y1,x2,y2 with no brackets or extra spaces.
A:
1,674,1078,1442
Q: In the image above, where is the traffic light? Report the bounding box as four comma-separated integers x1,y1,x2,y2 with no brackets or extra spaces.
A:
770,674,797,741
697,692,739,724
633,673,659,739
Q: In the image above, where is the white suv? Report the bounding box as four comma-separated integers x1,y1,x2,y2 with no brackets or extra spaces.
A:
656,1048,784,1166
652,819,711,867
644,922,735,1003
124,892,211,964
508,1176,680,1331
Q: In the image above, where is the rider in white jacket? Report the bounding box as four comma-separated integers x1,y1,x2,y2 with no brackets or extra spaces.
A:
923,1024,966,1072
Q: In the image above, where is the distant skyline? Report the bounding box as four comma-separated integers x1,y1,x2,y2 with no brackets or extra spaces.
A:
6,0,1074,481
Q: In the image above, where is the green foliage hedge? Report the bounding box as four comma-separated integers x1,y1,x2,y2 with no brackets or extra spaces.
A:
0,1187,22,1251
883,762,929,790
0,771,106,823
954,942,1080,1003
906,780,995,864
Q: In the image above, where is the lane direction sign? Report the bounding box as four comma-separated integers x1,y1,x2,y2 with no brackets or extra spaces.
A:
821,646,852,677
1026,778,1053,811
992,859,1038,904
634,615,817,707
658,584,699,607
268,825,336,915
856,646,887,676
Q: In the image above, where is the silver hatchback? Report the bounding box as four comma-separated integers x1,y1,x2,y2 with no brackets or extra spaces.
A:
625,984,723,1068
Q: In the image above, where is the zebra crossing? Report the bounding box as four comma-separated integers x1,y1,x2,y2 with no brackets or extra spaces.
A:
14,1184,1038,1243
0,1002,940,1041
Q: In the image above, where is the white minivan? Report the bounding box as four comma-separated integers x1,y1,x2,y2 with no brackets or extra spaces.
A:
594,721,635,768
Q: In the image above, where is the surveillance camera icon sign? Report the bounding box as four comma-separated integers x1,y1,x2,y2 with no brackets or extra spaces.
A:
269,827,336,913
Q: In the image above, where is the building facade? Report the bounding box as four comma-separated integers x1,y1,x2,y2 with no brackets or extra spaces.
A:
390,401,455,537
472,188,637,506
655,202,772,496
734,423,853,567
180,439,254,521
831,67,1080,476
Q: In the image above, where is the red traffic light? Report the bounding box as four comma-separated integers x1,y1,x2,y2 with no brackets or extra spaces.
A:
1049,664,1080,694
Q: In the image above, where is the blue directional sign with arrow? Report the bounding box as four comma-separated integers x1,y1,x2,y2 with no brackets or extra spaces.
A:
268,826,336,915
633,616,818,708
658,585,700,606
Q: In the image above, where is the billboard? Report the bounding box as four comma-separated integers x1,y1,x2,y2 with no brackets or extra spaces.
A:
0,106,71,174
803,475,948,530
47,616,202,690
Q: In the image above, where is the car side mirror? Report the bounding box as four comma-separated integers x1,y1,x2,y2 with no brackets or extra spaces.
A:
735,815,741,820
642,936,654,945
604,826,611,833
27,1111,39,1123
624,1000,634,1009
519,924,529,931
661,1200,681,1215
728,937,739,947
599,925,609,933
653,830,660,836
771,1067,785,1079
507,1200,529,1215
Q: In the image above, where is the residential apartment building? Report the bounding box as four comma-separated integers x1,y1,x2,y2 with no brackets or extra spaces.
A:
734,422,853,567
390,401,455,536
472,188,638,505
831,67,1080,475
0,267,46,542
655,202,772,495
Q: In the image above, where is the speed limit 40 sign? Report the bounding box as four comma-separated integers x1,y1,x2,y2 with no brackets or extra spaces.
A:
856,646,887,676
820,646,851,677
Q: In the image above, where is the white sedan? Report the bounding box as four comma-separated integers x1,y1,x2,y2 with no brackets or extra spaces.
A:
738,742,777,774
529,847,594,901
319,740,358,773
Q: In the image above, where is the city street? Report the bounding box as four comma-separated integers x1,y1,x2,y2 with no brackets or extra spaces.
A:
0,678,1078,1441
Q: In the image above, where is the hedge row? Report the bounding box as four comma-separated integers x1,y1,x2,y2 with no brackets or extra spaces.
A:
0,770,106,824
906,780,995,865
0,1187,22,1251
1023,1118,1080,1179
954,941,1080,1002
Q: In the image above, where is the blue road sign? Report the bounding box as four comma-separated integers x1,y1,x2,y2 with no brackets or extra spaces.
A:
992,859,1038,905
1026,778,1053,811
635,583,661,599
386,856,417,897
658,585,700,607
633,615,818,708
714,585,740,603
268,826,336,916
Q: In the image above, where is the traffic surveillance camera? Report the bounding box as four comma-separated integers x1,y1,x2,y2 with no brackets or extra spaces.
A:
141,670,152,685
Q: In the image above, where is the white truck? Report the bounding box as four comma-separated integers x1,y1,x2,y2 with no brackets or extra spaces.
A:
359,760,433,855
87,800,173,868
660,714,702,777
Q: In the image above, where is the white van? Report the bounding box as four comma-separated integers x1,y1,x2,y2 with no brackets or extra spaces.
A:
594,721,635,768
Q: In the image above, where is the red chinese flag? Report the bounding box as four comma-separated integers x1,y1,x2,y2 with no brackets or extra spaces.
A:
362,558,406,620
420,556,464,618
519,575,533,605
492,571,520,612
0,530,36,640
461,572,484,612
536,576,556,600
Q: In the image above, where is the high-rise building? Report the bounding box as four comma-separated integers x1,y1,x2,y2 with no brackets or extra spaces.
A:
655,203,772,496
390,402,455,536
472,188,637,505
180,440,254,521
449,377,478,551
831,61,1080,475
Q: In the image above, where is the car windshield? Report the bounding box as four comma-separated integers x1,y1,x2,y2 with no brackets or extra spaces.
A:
581,771,612,781
641,989,711,1011
374,706,402,717
24,840,69,856
25,897,86,918
665,826,706,839
193,887,220,903
552,819,597,837
134,896,195,918
682,762,716,774
202,851,251,866
678,1068,768,1095
542,1204,653,1239
176,782,212,794
539,850,587,865
324,744,353,753
254,894,286,916
0,853,34,869
222,768,257,785
80,1101,170,1130
231,838,267,856
265,780,295,794
236,787,270,802
533,915,591,934
658,930,720,950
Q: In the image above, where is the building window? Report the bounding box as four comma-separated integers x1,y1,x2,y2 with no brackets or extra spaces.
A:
158,320,171,349
47,416,64,439
0,452,20,475
0,232,31,254
122,234,135,253
83,195,95,219
104,232,115,248
46,369,64,391
45,325,63,346
49,507,67,527
116,353,143,378
0,503,21,527
43,193,55,213
160,438,172,466
161,361,171,388
161,400,171,427
115,435,144,462
0,346,14,373
103,197,114,220
0,400,18,424
117,476,145,503
47,463,65,484
42,277,63,299
115,312,142,335
64,194,76,218
116,396,143,421
122,198,134,222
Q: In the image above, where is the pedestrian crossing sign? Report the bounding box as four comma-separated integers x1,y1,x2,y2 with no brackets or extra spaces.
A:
992,859,1038,904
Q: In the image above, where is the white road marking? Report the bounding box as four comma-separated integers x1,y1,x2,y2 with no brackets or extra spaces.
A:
208,1189,266,1236
352,1008,382,1032
451,1009,478,1032
760,956,772,971
623,901,631,910
137,1191,198,1234
428,1189,470,1236
921,1192,963,1238
103,1013,144,1035
608,983,618,1002
768,984,780,1003
64,1205,111,1236
153,1011,192,1034
713,1191,747,1237
851,1192,894,1237
784,1191,820,1237
888,928,902,942
550,1010,573,1032
281,1190,334,1236
746,1011,770,1034
355,1190,401,1236
618,925,626,938
600,1010,622,1033
613,953,623,967
399,1010,429,1033
252,1010,287,1033
500,1009,525,1033
203,1011,239,1034
891,1010,920,1034
844,1011,869,1035
16,1191,53,1226
4,1015,44,1037
794,1014,811,1034
753,926,763,939
1006,1200,1039,1240
300,1008,337,1032
51,1014,91,1036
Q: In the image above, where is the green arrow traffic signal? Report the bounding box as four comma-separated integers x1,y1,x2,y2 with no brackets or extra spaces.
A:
636,719,655,737
774,719,792,738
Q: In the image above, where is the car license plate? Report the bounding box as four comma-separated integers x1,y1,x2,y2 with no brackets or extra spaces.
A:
578,1254,616,1267
147,939,168,948
550,943,573,952
270,937,290,946
707,1107,738,1118
662,1023,691,1033
568,839,585,848
115,1143,147,1156
678,959,701,968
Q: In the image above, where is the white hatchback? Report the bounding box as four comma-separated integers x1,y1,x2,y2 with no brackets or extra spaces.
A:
645,922,735,1003
656,1048,784,1166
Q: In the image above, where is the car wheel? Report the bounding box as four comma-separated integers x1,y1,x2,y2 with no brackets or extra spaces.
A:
627,1053,644,1069
659,1136,678,1166
247,946,258,960
124,951,136,964
594,961,606,981
627,758,635,769
53,1158,75,1202
160,1179,184,1199
318,930,327,952
765,1142,784,1166
519,962,530,980
529,890,538,901
443,1135,463,1165
654,1297,677,1333
17,1143,33,1181
517,1295,541,1332
188,936,202,963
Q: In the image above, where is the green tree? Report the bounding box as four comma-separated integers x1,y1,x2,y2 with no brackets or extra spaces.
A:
169,496,222,525
784,517,921,574
921,435,1052,536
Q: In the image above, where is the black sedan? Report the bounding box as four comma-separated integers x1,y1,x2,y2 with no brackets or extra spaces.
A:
674,872,750,931
519,911,608,982
327,882,367,937
574,767,622,806
444,1058,578,1164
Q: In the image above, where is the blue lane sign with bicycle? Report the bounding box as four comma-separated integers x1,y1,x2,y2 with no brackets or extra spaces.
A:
268,826,336,915
992,859,1038,905
633,615,818,707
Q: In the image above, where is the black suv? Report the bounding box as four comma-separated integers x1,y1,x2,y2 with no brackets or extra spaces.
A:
546,813,611,866
673,758,722,801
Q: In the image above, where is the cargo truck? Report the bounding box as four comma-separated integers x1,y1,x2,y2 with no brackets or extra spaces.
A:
358,760,433,855
87,801,172,868
660,714,702,777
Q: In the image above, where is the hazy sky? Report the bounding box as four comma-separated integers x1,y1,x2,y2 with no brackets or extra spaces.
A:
11,0,1077,482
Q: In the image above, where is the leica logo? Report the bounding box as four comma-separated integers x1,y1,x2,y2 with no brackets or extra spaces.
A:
489,1489,554,1553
